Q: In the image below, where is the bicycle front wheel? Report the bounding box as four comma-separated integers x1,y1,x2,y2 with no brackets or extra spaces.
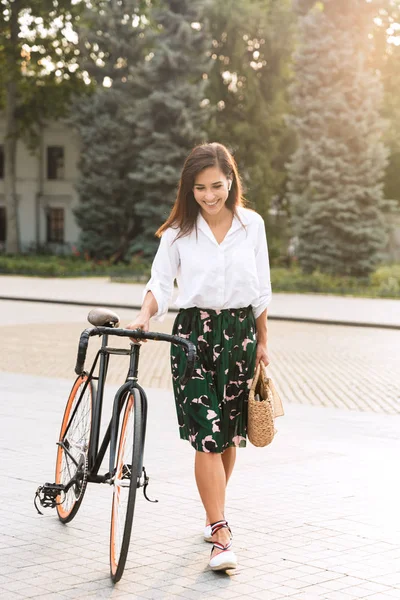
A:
110,389,143,583
55,374,94,523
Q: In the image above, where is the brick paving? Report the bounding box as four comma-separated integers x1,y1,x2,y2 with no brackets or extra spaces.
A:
1,298,400,599
1,300,399,413
1,373,400,600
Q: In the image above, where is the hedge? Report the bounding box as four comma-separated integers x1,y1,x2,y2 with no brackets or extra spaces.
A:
0,255,151,280
1,255,399,298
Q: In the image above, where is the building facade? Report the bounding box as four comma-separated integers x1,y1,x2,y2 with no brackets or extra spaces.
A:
0,118,80,252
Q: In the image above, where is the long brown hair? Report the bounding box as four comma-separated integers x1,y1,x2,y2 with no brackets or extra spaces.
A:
156,142,245,239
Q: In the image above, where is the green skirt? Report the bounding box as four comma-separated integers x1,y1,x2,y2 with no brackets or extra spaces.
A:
170,306,257,453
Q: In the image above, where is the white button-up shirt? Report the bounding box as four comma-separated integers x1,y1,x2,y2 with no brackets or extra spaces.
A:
143,206,272,320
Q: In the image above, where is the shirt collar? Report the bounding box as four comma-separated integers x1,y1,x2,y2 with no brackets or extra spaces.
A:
197,212,217,244
197,206,249,244
234,205,250,227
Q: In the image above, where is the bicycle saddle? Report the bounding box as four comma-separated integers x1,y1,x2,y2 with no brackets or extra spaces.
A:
88,307,120,327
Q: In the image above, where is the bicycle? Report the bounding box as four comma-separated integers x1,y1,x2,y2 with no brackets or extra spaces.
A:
34,307,196,583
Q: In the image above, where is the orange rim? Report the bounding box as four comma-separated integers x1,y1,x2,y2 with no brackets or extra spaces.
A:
55,375,92,519
110,394,134,575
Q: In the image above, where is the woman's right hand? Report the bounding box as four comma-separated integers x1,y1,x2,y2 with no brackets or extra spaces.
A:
126,313,150,343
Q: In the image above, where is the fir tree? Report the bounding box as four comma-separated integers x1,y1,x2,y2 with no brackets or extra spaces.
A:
71,90,141,261
71,0,150,261
129,0,211,256
287,0,390,276
371,1,400,208
205,0,295,260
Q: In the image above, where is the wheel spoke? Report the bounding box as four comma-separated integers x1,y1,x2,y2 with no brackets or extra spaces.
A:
113,401,134,561
55,377,93,521
110,392,142,582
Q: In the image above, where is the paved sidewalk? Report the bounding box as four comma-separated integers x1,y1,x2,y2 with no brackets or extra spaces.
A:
1,275,399,328
1,289,400,599
1,300,399,413
1,372,400,600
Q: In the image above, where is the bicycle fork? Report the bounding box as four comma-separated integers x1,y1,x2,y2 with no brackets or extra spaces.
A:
109,381,158,504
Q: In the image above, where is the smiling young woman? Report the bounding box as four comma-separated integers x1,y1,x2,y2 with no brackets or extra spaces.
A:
127,142,272,572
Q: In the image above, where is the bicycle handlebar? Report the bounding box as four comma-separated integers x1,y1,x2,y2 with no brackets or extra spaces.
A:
75,327,197,385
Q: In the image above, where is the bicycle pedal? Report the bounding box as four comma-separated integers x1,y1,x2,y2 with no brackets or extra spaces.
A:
34,483,65,515
122,464,132,480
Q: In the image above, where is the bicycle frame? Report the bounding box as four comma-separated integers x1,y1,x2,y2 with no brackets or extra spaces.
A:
35,324,195,515
34,317,196,582
63,333,147,488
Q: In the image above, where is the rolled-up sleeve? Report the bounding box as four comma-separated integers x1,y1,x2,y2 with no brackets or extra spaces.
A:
142,228,179,320
252,217,272,319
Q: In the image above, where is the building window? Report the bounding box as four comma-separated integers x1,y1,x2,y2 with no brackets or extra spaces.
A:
46,207,64,243
0,207,6,243
0,146,4,179
47,146,65,180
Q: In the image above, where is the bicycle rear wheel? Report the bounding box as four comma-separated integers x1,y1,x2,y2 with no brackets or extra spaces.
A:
55,374,94,523
110,389,143,583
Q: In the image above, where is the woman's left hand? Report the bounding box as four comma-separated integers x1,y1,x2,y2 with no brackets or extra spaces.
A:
255,342,270,369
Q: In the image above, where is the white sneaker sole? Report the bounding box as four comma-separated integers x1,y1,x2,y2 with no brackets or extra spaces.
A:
210,560,237,571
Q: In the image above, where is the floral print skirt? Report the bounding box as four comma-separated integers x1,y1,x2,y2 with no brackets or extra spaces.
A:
170,306,257,453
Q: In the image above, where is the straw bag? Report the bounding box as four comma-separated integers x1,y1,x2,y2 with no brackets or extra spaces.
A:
247,362,284,447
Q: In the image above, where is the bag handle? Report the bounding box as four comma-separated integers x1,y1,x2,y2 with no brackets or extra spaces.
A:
250,361,261,393
259,360,269,381
250,360,270,393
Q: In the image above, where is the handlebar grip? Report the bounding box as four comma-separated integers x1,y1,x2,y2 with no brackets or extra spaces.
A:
180,341,197,386
75,328,93,375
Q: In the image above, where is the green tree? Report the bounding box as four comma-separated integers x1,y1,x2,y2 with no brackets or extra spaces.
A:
70,0,151,261
0,0,86,253
381,48,400,206
286,0,390,276
371,0,400,207
204,0,295,260
129,0,212,256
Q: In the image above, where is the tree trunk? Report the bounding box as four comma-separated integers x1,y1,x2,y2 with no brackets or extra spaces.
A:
110,218,137,263
35,125,44,249
4,3,20,254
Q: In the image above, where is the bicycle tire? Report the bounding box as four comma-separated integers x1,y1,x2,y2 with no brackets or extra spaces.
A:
55,374,95,524
110,388,143,582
